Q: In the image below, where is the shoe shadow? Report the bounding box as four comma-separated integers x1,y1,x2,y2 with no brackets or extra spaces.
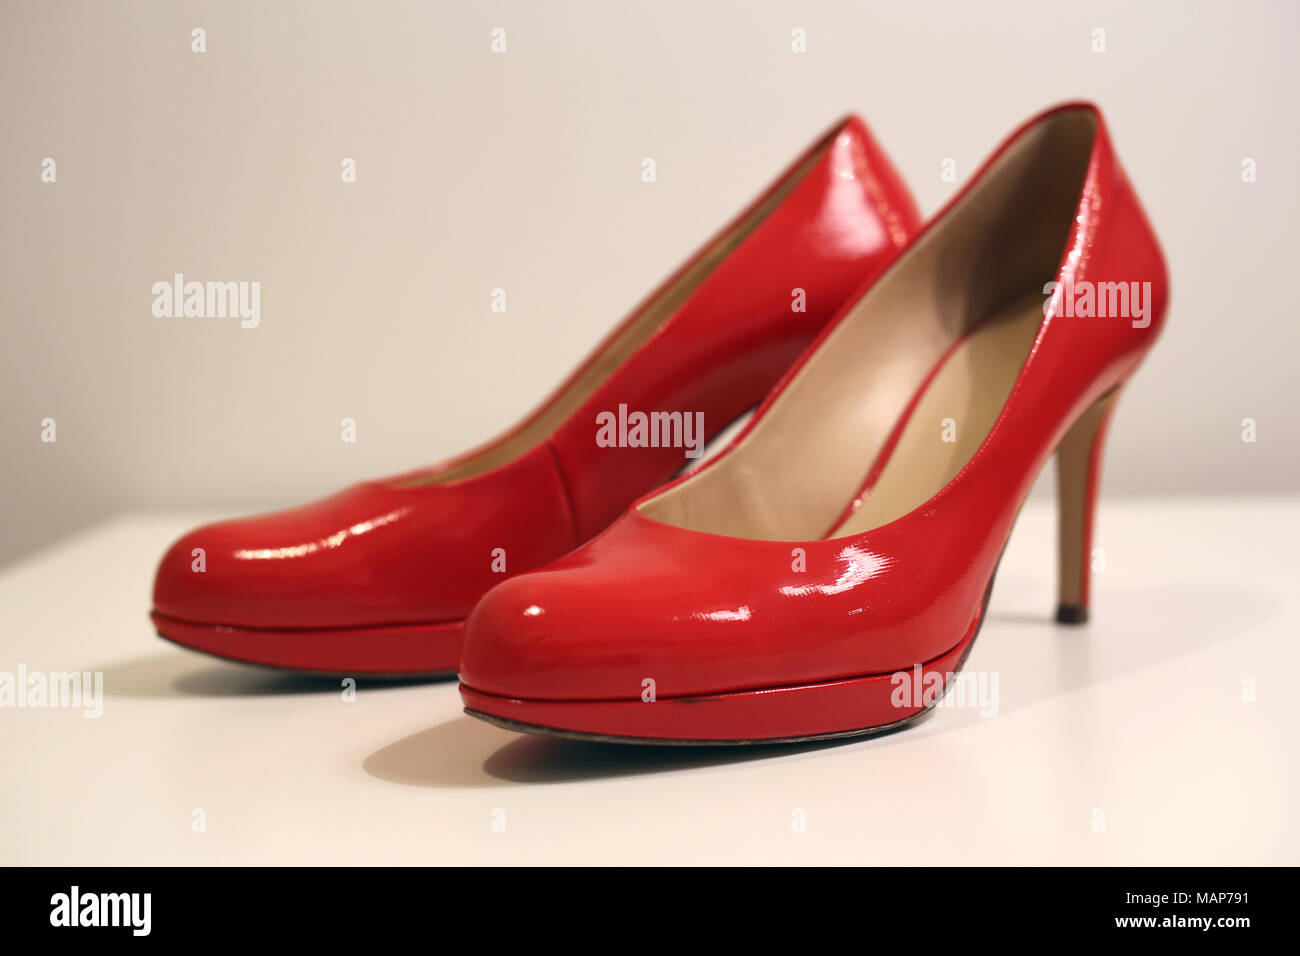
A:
965,582,1278,723
361,581,1275,787
98,650,455,698
362,713,876,788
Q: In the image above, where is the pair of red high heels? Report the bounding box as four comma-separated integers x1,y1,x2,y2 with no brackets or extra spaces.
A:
152,102,1168,744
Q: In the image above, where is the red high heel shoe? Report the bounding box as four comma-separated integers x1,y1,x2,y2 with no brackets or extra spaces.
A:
460,102,1169,741
151,116,919,675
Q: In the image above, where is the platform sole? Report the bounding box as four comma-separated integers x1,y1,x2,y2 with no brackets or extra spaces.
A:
152,611,461,677
460,596,987,745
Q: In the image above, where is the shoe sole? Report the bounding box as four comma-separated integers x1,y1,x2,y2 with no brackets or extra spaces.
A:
151,611,461,677
460,590,990,745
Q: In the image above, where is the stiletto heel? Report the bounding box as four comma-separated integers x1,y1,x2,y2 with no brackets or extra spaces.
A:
1054,390,1121,625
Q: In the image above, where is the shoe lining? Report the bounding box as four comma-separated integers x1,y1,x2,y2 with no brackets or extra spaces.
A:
640,108,1098,541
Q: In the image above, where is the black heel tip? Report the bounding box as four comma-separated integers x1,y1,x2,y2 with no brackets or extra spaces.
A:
1055,604,1089,625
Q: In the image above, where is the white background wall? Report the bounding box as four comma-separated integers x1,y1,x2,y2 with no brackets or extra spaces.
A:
2,0,1296,566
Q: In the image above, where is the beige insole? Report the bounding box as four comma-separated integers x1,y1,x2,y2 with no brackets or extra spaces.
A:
830,294,1044,536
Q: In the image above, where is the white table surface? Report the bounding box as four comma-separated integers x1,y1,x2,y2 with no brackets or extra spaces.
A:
1,497,1296,865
